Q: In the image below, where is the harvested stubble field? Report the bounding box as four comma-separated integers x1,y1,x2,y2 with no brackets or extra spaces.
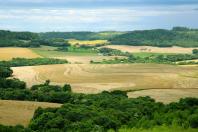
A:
12,64,198,101
0,47,41,60
55,56,126,64
0,100,61,126
128,89,198,104
103,45,196,54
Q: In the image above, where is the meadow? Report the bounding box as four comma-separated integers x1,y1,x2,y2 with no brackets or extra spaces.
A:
30,45,98,57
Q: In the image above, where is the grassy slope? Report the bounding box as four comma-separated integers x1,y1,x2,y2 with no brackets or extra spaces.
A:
31,46,98,57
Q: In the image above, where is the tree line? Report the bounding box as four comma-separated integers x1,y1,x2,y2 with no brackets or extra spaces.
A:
93,49,198,64
0,58,68,67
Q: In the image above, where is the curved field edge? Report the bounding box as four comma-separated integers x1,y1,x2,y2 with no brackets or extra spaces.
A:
127,88,198,104
0,100,62,126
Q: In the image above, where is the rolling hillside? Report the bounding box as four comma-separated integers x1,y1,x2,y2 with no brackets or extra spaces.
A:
109,27,198,47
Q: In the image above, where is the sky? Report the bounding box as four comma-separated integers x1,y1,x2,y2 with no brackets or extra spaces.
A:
0,0,198,32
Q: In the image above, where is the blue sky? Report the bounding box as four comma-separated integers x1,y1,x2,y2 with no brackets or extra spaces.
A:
0,0,198,32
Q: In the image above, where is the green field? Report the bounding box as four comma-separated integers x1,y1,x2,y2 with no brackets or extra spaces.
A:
132,52,177,58
31,46,98,57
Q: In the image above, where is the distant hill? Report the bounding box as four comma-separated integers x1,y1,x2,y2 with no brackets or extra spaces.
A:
39,31,126,40
109,27,198,47
0,30,38,47
1,27,198,47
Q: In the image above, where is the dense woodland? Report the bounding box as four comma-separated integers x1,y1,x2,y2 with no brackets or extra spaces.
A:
0,30,39,47
40,31,125,40
109,27,198,47
0,66,198,131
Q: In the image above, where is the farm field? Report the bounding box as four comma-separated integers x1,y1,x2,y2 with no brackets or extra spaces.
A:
103,45,196,54
55,56,125,64
127,89,198,104
68,39,109,45
12,64,198,97
0,47,41,60
0,100,61,126
31,46,98,57
31,45,124,63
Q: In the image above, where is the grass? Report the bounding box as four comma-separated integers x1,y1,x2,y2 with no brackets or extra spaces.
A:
0,47,41,60
68,39,109,45
31,46,124,64
31,46,98,57
12,64,198,100
0,100,61,126
116,125,198,132
132,52,176,58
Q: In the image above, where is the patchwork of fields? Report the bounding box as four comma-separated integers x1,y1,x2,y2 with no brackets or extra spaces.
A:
0,42,198,129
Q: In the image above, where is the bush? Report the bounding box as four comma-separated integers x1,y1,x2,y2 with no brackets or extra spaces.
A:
0,66,13,78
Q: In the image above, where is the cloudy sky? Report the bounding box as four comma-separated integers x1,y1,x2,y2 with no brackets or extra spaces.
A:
0,0,198,32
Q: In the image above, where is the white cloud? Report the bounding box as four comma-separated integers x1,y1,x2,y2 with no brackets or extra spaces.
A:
0,5,197,31
0,7,187,23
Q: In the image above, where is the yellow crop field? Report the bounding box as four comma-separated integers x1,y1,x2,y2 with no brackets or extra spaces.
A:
12,64,198,96
0,47,41,60
68,39,109,45
0,100,61,126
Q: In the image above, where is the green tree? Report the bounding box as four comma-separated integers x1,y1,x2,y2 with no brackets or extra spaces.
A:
63,84,71,92
0,66,13,78
192,49,198,54
188,114,198,128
